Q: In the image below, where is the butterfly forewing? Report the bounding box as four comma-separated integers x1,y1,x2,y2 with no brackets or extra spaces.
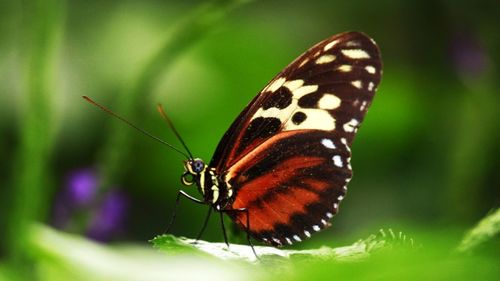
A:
211,32,382,246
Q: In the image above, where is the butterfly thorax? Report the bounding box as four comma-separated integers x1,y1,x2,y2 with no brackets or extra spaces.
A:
181,158,232,207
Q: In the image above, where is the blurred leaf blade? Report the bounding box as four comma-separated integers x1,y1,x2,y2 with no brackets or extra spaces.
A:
6,0,65,269
457,208,500,253
29,224,256,281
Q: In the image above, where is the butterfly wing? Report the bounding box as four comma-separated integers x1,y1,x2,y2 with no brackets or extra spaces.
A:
210,32,382,246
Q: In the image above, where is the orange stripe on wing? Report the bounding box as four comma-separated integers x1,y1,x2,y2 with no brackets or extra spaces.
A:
233,185,320,232
301,178,330,192
230,156,324,206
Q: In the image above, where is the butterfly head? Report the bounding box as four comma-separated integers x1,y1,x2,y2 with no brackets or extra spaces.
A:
181,158,206,186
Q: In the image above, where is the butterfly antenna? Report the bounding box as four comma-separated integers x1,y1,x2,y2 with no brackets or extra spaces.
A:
157,104,194,159
83,96,190,159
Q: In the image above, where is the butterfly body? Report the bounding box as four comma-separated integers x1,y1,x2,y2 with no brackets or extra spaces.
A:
182,159,232,207
178,31,382,247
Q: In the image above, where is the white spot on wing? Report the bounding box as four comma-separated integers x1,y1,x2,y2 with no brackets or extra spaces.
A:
284,79,304,92
285,237,293,245
351,80,362,89
345,41,361,47
293,85,318,97
334,203,339,209
360,101,368,111
338,195,344,201
299,58,309,68
313,225,321,232
340,137,351,152
321,138,336,149
368,82,375,91
337,65,352,72
272,238,281,245
265,77,286,93
343,118,359,133
304,230,311,237
318,94,341,110
333,155,343,167
293,235,302,242
251,107,281,119
324,39,339,51
341,49,371,59
284,109,335,131
315,54,336,64
321,219,327,225
326,212,333,218
365,65,376,74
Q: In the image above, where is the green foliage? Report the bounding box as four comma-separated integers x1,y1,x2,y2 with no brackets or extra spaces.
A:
16,223,498,281
457,208,500,253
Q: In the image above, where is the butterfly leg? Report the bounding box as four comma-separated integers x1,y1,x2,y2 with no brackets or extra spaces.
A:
221,207,258,259
195,207,213,243
219,210,230,248
164,190,204,234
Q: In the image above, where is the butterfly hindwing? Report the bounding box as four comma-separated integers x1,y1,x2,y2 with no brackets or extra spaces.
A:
224,130,351,245
210,32,382,245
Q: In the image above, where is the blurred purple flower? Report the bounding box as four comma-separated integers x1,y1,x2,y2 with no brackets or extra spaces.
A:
450,32,489,79
66,168,98,206
52,168,99,228
52,168,129,242
86,190,128,242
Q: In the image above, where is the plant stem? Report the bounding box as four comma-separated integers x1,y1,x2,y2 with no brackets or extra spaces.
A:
6,0,64,267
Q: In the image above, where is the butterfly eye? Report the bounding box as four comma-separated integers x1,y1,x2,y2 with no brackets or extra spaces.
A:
191,160,205,173
181,172,195,186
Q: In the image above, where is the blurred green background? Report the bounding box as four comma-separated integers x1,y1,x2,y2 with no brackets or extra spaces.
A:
0,0,499,280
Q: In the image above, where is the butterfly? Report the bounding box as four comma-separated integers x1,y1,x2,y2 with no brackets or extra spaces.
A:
177,31,382,247
84,31,382,252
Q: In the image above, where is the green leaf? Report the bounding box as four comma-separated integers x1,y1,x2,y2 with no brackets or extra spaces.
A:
28,225,257,281
150,229,416,263
457,208,500,253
